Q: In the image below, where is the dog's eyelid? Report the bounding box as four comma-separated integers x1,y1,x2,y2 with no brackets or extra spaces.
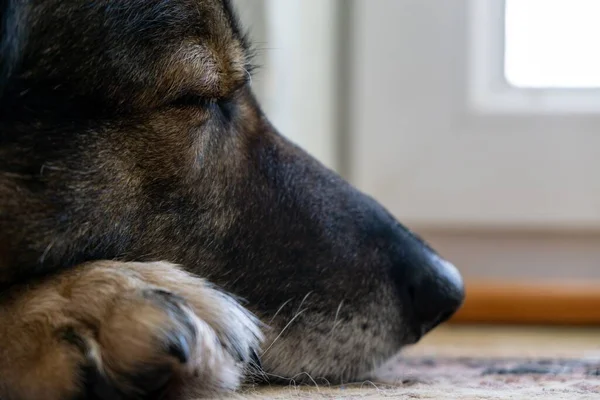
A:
169,93,215,110
171,91,234,109
170,74,249,108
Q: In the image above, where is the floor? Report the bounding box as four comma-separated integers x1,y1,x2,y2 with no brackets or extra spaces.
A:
233,325,600,399
399,324,600,358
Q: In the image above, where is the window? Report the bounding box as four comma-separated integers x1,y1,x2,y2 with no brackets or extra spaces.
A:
468,0,600,114
505,0,600,88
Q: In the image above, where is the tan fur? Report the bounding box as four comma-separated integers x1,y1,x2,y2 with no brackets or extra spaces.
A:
0,0,464,397
0,261,261,400
171,41,247,99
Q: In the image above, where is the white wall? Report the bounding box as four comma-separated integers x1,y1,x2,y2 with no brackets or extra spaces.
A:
234,0,600,280
234,0,341,172
349,0,600,230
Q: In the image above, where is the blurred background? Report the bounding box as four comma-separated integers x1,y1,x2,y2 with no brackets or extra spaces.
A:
233,0,600,326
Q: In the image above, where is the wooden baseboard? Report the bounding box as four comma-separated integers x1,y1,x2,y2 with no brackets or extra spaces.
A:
450,280,600,325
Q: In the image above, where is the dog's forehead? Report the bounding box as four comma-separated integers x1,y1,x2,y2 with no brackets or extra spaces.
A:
28,0,246,45
21,0,251,104
135,0,251,100
185,0,246,44
168,0,251,97
117,0,251,62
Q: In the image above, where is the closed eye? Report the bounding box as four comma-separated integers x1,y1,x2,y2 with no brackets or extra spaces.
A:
171,95,233,121
210,99,235,123
172,76,249,108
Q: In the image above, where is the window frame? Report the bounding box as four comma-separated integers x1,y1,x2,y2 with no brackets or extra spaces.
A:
467,0,600,115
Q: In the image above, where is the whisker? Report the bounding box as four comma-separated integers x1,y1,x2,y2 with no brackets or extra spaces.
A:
328,300,344,342
302,372,321,391
39,240,55,264
360,379,378,389
245,359,269,382
261,308,307,356
243,66,253,87
268,298,292,324
263,371,321,391
294,291,313,315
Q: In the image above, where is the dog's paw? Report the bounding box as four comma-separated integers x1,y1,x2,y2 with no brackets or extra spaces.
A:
0,261,262,400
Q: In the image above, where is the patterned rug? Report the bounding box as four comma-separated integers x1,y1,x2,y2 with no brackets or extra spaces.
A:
237,356,600,399
219,326,600,399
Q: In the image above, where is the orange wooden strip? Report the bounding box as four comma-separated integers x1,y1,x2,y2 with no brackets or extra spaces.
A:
450,280,600,325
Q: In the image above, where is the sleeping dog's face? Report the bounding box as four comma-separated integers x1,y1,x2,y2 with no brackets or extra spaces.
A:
0,0,464,383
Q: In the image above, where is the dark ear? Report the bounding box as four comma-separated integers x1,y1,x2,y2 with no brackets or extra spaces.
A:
0,0,26,97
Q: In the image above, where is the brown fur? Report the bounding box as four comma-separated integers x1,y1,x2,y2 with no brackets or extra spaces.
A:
0,1,464,398
0,261,260,399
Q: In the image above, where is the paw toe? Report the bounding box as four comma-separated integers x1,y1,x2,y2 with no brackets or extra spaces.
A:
166,332,191,364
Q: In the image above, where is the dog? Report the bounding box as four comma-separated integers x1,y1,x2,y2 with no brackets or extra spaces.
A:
0,0,465,399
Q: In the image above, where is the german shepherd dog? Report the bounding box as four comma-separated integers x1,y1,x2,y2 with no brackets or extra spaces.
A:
0,0,464,399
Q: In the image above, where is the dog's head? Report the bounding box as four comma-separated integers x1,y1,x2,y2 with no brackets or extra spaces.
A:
0,0,464,382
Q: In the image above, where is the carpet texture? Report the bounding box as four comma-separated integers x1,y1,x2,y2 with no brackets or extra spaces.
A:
236,357,600,399
226,326,600,399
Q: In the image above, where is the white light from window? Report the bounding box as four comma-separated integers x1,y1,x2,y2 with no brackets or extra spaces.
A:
505,0,600,88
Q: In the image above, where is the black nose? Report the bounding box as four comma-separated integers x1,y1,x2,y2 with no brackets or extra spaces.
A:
406,256,465,337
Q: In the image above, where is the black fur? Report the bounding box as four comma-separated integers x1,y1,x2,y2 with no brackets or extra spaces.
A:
0,0,464,397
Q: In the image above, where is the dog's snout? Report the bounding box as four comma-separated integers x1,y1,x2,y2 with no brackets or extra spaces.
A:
404,257,464,337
